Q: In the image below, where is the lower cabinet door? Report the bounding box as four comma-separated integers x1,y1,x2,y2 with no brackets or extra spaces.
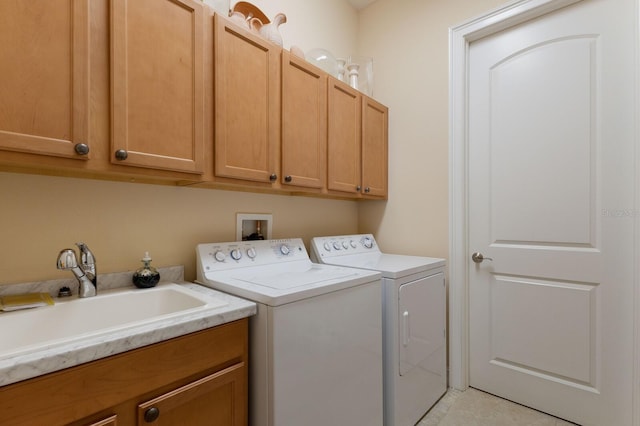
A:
85,415,118,426
137,362,246,426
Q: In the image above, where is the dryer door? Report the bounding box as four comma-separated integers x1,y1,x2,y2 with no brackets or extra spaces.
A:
398,272,446,376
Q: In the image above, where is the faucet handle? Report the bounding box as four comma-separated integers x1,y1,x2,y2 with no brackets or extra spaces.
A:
57,249,78,270
76,242,95,264
75,242,96,284
76,242,96,270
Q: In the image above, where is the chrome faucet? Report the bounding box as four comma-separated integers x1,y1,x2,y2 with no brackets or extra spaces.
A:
56,242,97,297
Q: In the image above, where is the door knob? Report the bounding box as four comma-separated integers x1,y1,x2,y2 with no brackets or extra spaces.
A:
471,252,493,263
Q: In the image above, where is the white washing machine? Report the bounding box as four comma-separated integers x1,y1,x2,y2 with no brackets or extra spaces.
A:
310,234,446,426
196,238,383,426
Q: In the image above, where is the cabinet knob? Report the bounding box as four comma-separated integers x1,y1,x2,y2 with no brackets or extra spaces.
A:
114,149,128,161
74,143,90,155
356,185,361,191
364,187,371,193
284,175,292,183
269,173,277,182
144,407,160,422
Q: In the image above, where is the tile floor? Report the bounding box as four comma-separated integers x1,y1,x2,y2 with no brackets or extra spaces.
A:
417,388,579,426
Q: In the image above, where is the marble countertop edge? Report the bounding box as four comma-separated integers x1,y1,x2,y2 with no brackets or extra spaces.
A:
0,272,256,388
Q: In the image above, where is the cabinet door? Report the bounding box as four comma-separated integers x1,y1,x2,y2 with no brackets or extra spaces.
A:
86,415,118,426
111,0,205,174
214,15,280,183
327,78,361,194
398,273,446,377
281,51,327,189
0,0,90,159
362,96,388,198
137,363,246,426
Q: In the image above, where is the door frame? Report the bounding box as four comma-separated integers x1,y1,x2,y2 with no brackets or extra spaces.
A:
448,0,640,424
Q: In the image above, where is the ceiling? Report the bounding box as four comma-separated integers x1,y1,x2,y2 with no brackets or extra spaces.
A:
347,0,378,10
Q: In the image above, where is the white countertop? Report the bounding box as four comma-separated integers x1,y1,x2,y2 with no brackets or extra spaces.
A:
0,267,256,388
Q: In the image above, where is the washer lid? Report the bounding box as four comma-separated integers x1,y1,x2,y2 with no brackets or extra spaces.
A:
317,253,446,279
199,262,381,306
235,266,359,290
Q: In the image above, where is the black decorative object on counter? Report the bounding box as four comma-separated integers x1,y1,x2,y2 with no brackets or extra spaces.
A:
132,252,160,289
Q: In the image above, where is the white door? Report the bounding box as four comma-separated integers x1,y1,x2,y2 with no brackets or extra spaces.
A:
467,0,635,425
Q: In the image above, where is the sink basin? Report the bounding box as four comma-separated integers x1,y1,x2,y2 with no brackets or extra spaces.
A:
0,283,228,359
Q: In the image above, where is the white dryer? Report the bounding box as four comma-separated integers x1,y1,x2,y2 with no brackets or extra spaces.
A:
196,238,383,426
310,234,446,426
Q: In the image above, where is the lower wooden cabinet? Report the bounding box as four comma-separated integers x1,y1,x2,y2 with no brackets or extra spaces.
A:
85,416,118,426
0,319,248,426
137,363,245,425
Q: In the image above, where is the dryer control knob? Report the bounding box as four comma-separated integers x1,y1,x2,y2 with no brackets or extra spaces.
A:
323,242,332,252
230,249,242,260
214,251,226,262
342,241,349,249
350,240,357,248
332,241,342,250
247,247,257,259
280,245,290,255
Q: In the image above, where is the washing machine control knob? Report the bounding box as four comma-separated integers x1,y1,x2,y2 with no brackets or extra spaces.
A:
350,240,357,249
246,247,257,259
332,241,342,250
280,245,290,255
342,241,349,249
362,237,374,249
323,242,332,252
230,249,242,260
214,251,226,262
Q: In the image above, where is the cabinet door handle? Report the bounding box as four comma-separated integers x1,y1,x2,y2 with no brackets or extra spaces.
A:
144,406,160,422
114,149,128,161
356,185,361,191
74,143,90,155
284,175,292,183
269,173,277,182
364,187,371,193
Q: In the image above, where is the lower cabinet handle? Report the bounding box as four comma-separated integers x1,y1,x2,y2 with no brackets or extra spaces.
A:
114,149,128,161
144,407,160,422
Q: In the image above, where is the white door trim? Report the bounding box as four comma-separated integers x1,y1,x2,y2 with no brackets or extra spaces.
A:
448,0,640,423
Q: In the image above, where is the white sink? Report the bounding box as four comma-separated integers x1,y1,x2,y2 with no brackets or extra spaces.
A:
0,283,228,359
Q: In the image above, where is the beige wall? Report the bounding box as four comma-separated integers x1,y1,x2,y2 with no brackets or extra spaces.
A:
356,0,507,259
0,172,358,284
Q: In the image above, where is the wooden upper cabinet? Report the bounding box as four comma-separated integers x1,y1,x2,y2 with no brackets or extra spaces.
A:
111,0,205,174
281,51,327,189
362,96,388,198
0,0,90,160
327,78,362,195
214,14,281,184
